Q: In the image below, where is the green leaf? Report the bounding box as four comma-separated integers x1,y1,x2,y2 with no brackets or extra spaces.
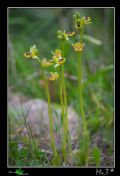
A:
79,135,90,152
73,150,86,166
9,141,19,160
83,34,102,45
87,117,100,132
93,146,101,166
51,154,62,166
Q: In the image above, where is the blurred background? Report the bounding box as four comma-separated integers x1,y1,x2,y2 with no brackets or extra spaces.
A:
8,8,114,166
8,8,114,101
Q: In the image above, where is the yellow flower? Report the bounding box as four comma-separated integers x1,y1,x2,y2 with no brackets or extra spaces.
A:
67,31,75,37
57,30,75,41
52,49,66,67
24,45,39,59
41,58,53,68
72,42,85,52
80,17,92,29
63,31,75,40
74,12,92,30
24,52,32,58
49,72,59,81
75,19,81,30
84,17,92,24
54,50,61,58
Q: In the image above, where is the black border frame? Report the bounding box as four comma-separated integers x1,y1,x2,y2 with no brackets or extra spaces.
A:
0,0,120,175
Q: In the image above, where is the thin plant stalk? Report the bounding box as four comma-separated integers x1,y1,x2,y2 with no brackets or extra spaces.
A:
76,51,89,166
17,100,34,142
61,43,72,142
61,65,67,162
61,42,72,162
27,122,38,157
61,42,69,133
59,71,64,124
80,28,84,42
59,71,66,161
42,70,57,156
76,52,88,135
20,98,38,159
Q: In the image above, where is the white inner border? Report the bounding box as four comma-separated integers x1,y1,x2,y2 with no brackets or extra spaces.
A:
7,7,115,168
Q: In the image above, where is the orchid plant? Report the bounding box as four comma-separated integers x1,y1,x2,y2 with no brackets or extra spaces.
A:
24,11,94,166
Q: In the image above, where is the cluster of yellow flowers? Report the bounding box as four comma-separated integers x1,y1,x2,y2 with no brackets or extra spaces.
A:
24,46,65,81
24,12,92,81
72,13,91,51
57,12,92,52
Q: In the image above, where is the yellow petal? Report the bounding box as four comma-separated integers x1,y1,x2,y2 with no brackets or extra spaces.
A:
49,72,59,81
73,42,84,52
41,59,53,68
24,52,32,58
67,31,75,37
54,50,61,58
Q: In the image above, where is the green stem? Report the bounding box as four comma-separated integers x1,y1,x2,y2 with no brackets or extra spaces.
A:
80,28,84,42
59,72,64,124
76,52,89,166
59,71,66,161
43,70,57,156
77,52,88,135
61,65,69,136
61,42,72,162
61,42,69,131
61,65,67,162
77,27,89,166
